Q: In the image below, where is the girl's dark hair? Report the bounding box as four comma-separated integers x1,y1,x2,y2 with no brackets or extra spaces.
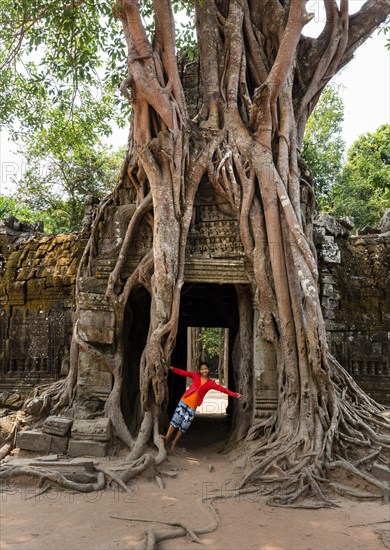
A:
198,361,210,371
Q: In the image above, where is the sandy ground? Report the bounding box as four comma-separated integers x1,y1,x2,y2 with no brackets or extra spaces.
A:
1,392,389,550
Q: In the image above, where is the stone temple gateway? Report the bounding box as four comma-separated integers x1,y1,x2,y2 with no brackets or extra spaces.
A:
1,185,389,437
1,57,389,444
62,177,280,422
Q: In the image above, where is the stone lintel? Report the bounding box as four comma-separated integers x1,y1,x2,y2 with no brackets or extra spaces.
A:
184,259,250,284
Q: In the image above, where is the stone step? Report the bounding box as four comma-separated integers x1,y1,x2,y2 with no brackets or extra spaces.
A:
16,430,68,454
68,439,107,458
5,456,98,484
42,416,73,437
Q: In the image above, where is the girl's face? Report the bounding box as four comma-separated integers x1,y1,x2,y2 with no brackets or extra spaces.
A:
200,364,210,377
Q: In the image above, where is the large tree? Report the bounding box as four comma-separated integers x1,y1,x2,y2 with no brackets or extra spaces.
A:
2,0,390,509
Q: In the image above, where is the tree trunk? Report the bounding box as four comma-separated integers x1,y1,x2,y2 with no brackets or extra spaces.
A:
47,0,390,505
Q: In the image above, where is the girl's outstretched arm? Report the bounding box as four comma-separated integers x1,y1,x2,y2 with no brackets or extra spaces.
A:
169,366,197,379
210,380,244,399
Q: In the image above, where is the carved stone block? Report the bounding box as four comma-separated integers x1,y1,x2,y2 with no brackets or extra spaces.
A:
77,350,112,400
71,418,111,442
42,416,73,437
78,310,115,344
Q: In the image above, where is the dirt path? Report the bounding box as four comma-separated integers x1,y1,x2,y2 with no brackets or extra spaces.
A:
1,403,389,550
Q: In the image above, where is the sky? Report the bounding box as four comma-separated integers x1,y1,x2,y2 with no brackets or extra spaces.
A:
333,30,389,148
0,6,389,196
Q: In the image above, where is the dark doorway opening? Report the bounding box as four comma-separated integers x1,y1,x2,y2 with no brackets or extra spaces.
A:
122,285,151,432
168,283,240,445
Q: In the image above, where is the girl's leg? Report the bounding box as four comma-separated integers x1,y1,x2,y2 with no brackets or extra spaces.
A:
171,430,184,452
161,424,176,442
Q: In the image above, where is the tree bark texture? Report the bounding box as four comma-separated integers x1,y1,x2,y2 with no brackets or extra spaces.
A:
48,0,390,503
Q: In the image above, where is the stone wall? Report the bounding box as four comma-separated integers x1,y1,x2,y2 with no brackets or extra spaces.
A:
1,212,389,406
315,214,390,404
0,218,87,393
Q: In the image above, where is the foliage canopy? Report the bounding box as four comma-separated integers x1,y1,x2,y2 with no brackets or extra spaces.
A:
326,124,390,228
302,85,345,209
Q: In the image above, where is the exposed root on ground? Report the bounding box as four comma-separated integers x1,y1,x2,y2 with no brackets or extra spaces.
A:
110,498,219,550
238,355,390,507
0,418,21,460
0,465,105,492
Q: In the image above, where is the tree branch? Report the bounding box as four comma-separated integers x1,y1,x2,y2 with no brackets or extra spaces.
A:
266,0,313,101
341,0,390,67
194,0,223,125
153,0,187,117
296,0,349,125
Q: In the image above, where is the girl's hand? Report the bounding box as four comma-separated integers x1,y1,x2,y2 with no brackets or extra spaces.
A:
237,393,245,400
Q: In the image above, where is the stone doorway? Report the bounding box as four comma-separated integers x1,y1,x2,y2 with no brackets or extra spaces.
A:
167,283,240,442
122,285,151,432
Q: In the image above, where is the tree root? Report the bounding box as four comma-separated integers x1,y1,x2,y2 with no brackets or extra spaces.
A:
236,351,390,508
328,483,382,500
24,483,51,500
0,459,151,496
94,465,130,493
268,502,335,510
111,515,202,544
121,453,154,484
238,439,389,508
0,419,20,461
111,498,219,550
0,465,105,492
327,459,389,503
155,475,164,490
152,415,167,466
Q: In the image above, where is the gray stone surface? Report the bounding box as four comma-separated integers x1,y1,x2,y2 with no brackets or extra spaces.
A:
42,416,73,436
315,213,350,238
68,439,107,457
30,458,97,482
71,418,111,442
6,456,97,483
337,217,355,230
24,397,45,415
313,225,326,244
323,234,390,405
0,391,24,409
380,207,390,233
78,310,115,344
318,240,341,264
17,430,68,453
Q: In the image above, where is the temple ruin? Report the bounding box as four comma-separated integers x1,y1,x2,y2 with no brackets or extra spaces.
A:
1,199,389,426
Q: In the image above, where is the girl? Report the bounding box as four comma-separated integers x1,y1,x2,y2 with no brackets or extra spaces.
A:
162,361,244,451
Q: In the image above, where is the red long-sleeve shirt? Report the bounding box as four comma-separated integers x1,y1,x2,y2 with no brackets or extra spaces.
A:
171,367,238,407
